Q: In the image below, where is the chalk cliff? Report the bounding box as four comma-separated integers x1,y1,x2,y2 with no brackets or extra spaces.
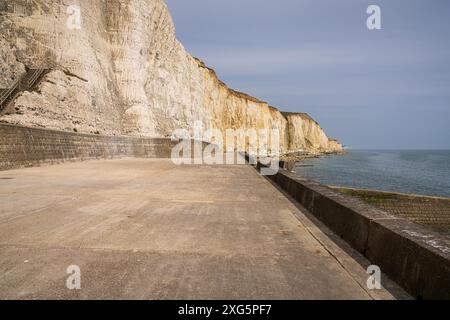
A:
0,0,342,154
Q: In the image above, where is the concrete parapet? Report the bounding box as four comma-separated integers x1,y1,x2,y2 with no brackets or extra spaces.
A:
249,155,450,300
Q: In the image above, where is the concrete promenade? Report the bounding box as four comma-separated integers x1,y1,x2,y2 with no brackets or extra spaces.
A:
0,159,407,299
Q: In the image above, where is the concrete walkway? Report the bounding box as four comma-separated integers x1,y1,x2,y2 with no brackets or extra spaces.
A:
0,159,406,299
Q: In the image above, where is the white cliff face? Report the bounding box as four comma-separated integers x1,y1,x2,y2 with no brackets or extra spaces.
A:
0,37,25,87
284,113,342,153
0,0,342,153
0,0,123,134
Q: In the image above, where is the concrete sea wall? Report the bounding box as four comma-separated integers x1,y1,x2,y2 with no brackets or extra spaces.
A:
335,187,450,235
0,123,183,171
254,157,450,300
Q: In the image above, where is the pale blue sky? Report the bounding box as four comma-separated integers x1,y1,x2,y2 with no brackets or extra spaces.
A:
165,0,450,149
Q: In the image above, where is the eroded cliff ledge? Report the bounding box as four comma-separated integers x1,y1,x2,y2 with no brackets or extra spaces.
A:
0,0,342,154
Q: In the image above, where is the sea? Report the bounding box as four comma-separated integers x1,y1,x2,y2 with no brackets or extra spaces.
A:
293,150,450,198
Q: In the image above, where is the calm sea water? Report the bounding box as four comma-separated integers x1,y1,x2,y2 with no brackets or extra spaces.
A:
294,150,450,198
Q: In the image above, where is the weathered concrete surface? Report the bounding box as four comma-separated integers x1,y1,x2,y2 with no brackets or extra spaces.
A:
335,187,450,235
257,159,450,300
0,159,406,299
0,123,200,171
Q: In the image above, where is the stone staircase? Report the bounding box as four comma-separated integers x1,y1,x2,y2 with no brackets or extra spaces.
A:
0,68,50,115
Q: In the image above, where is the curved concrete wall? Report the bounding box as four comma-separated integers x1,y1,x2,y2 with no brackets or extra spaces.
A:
253,156,450,300
0,124,181,171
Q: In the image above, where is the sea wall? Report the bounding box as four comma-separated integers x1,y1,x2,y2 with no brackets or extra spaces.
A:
251,155,450,300
335,187,450,235
0,123,185,171
0,0,342,154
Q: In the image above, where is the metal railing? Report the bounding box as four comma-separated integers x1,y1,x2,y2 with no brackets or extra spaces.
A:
0,68,50,113
0,80,20,108
26,68,47,88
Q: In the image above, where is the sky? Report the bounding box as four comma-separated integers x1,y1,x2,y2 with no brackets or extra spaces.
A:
165,0,450,149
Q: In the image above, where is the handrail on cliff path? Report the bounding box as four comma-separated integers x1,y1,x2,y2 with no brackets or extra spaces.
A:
0,68,50,113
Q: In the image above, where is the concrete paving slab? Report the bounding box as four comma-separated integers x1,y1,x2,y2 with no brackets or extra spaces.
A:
0,159,408,299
